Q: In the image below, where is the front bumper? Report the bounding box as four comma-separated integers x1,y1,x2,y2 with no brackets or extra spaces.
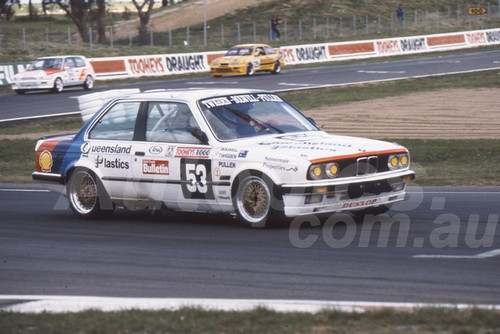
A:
281,170,415,217
210,65,247,76
11,80,54,90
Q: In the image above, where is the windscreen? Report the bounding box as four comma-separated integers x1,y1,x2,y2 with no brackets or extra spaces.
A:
198,93,317,141
32,58,63,70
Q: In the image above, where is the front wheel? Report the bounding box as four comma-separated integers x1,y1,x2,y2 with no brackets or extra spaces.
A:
67,169,114,219
246,63,255,76
83,75,94,90
234,174,279,227
52,78,64,93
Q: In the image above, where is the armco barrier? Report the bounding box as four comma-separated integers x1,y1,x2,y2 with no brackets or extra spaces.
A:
0,61,30,86
88,28,500,81
1,29,499,86
77,89,141,122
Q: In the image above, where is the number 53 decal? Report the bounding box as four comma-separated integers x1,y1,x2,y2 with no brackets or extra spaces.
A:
181,159,215,200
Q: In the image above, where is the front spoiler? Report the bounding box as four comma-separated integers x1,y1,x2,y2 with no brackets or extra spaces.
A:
280,170,415,217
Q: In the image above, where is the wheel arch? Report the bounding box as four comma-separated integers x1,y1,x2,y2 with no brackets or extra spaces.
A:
65,164,114,215
230,168,283,202
64,161,103,186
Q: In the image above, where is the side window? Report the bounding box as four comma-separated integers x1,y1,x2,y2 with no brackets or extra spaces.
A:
146,102,202,144
255,47,264,56
89,102,141,140
264,46,276,55
74,57,85,68
64,58,75,68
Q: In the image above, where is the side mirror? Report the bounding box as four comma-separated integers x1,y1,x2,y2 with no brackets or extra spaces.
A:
307,117,317,127
26,64,33,70
191,128,209,145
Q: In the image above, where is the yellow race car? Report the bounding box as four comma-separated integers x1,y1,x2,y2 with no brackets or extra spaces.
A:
210,44,284,77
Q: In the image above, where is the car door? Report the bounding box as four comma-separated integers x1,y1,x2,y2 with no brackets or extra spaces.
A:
260,46,275,69
131,101,216,212
72,56,88,84
62,57,77,86
86,100,143,201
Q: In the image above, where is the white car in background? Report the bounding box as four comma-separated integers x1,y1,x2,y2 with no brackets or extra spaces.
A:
11,55,95,94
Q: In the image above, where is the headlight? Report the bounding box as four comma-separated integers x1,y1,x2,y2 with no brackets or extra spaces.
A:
388,155,399,170
388,153,410,170
325,162,339,178
309,165,323,180
400,154,409,167
309,162,341,180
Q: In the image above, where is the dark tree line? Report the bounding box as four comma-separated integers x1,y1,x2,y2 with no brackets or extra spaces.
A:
57,0,155,45
1,0,156,45
0,0,19,20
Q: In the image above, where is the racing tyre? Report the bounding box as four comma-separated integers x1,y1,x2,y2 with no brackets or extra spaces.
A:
67,169,114,219
246,63,255,76
234,175,272,227
271,61,281,74
83,75,94,90
52,78,64,93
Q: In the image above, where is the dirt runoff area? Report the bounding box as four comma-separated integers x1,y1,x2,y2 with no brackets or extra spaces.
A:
303,88,500,140
113,0,275,40
2,88,499,140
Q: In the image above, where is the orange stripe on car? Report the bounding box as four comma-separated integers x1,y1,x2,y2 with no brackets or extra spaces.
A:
42,69,65,75
310,148,408,164
78,69,87,80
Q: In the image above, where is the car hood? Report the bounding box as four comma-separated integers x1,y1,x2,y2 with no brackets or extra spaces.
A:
216,56,248,63
250,131,405,162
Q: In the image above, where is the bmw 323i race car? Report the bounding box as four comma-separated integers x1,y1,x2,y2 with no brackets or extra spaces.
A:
210,44,284,77
32,88,415,227
11,55,95,94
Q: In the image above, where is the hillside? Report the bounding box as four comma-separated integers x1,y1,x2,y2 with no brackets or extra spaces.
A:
112,0,487,40
113,0,274,40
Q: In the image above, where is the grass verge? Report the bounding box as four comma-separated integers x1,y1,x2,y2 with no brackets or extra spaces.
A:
1,307,499,333
1,132,499,186
1,70,499,185
280,69,500,110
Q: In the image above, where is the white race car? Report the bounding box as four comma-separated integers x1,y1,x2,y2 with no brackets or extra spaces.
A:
32,88,415,227
11,55,95,94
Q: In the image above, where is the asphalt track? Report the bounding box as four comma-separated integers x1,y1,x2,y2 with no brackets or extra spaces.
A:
1,49,500,122
1,49,499,312
0,184,499,311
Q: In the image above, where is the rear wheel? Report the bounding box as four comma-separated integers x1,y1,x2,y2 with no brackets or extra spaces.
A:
83,75,94,90
271,61,281,74
52,78,63,93
67,169,114,219
246,63,255,76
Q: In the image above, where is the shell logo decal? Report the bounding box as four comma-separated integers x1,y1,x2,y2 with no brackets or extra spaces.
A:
39,150,53,172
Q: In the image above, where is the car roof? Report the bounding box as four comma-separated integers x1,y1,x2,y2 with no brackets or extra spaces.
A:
231,44,269,48
37,55,87,59
119,88,269,102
